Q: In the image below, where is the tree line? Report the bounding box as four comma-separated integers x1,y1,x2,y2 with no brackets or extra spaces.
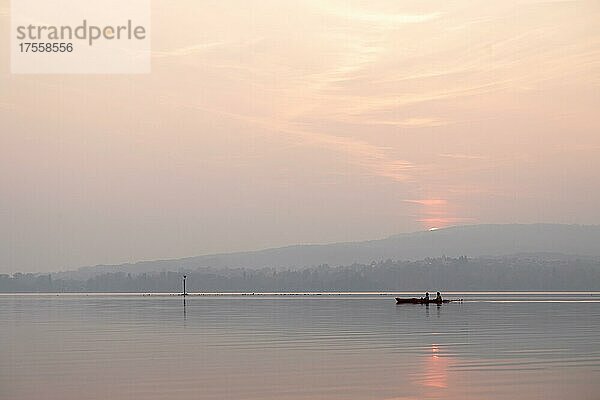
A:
1,256,599,292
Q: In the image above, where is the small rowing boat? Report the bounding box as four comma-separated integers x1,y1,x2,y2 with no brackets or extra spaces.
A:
395,297,461,304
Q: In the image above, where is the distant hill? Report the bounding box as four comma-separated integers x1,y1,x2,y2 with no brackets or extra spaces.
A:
56,224,600,279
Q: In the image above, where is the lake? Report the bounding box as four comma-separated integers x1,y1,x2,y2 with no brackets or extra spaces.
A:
1,292,599,399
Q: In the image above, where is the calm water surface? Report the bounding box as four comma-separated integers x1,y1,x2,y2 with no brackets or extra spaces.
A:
1,293,599,399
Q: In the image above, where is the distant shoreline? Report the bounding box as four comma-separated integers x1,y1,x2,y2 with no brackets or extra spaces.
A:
1,291,598,296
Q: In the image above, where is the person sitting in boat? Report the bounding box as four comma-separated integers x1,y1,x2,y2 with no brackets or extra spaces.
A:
424,292,430,301
435,292,443,302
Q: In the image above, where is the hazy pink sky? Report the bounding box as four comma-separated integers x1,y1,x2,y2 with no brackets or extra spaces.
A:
1,0,599,272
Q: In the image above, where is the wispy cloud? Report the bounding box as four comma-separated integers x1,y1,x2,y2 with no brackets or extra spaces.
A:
295,128,415,182
152,42,229,58
371,118,448,128
439,153,486,160
175,101,416,182
314,1,441,26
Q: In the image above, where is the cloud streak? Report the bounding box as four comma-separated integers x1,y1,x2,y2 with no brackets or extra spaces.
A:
152,42,229,58
176,101,416,183
314,1,441,26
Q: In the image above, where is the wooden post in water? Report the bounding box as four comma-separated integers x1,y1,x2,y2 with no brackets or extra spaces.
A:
182,275,187,296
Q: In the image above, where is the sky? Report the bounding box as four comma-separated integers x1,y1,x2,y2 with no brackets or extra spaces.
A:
1,0,599,273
